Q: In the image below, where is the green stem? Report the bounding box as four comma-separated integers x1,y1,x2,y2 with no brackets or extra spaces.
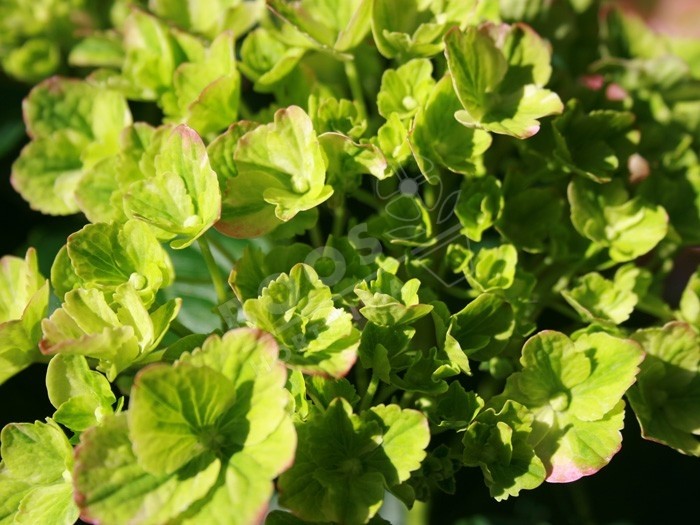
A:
406,499,430,525
359,370,380,411
375,384,399,405
547,299,581,322
332,195,347,238
198,237,228,306
351,187,383,210
344,59,367,120
310,222,324,248
206,234,239,266
169,318,194,337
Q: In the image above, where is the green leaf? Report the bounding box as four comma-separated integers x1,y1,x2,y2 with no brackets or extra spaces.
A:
243,264,359,377
497,331,643,481
454,175,503,241
277,398,429,524
371,0,452,59
355,269,433,327
496,187,564,253
161,31,241,136
448,293,515,362
124,125,221,249
679,270,700,329
11,77,132,215
463,400,546,500
561,264,650,325
568,178,668,262
0,420,78,525
229,243,313,302
46,354,115,432
378,58,435,120
627,323,700,456
457,244,518,292
150,0,265,39
119,9,204,100
310,95,367,139
269,0,371,52
0,248,48,384
77,328,295,523
41,285,181,380
61,220,174,305
238,28,306,91
367,195,433,247
445,24,563,138
410,74,492,179
319,133,390,192
74,412,222,525
550,100,636,183
217,106,333,238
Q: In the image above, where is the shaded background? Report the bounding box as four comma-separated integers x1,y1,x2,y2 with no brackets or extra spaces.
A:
1,1,698,524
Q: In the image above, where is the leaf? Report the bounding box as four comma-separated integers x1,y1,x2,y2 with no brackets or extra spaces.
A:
561,264,650,325
378,58,435,120
238,28,306,91
627,323,700,456
217,106,333,238
150,0,265,39
0,420,78,525
268,0,371,52
371,0,450,59
0,248,48,384
124,125,222,248
119,9,204,101
310,95,367,139
78,328,295,524
319,133,389,193
568,178,668,262
161,31,241,136
497,330,643,482
454,175,503,241
46,354,115,432
61,220,174,305
367,195,434,247
243,264,359,377
462,400,546,500
277,398,429,524
409,74,492,179
445,24,563,138
11,77,132,215
355,269,433,327
41,285,181,380
679,270,700,329
448,293,515,362
457,244,518,292
550,100,636,183
74,412,222,525
496,187,564,253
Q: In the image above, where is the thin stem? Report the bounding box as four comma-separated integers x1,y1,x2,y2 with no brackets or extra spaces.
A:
359,370,380,411
198,237,228,306
546,299,581,322
351,187,383,210
332,195,347,238
344,59,367,120
169,318,194,337
375,384,399,405
310,222,324,248
206,234,239,266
